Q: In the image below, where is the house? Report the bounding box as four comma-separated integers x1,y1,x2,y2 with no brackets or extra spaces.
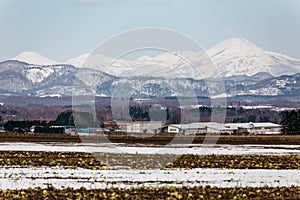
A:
225,122,282,135
102,120,119,131
64,126,77,135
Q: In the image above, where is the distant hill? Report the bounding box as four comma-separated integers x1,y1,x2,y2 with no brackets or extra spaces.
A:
0,60,299,99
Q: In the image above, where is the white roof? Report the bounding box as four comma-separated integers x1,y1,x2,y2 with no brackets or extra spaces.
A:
169,123,206,129
207,124,237,131
118,121,162,125
166,122,281,131
226,122,281,128
168,122,237,131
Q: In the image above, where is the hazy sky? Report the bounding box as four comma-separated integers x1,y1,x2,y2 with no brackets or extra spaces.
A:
0,0,300,62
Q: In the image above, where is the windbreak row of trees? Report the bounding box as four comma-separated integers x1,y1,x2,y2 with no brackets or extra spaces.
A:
3,110,74,133
281,109,300,135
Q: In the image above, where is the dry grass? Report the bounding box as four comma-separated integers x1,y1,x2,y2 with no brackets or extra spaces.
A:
0,186,299,200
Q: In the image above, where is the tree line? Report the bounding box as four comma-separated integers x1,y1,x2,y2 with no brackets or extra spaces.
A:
2,108,300,135
3,110,74,134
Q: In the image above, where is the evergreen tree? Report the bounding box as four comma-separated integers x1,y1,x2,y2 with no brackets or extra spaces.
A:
281,110,300,135
55,110,74,126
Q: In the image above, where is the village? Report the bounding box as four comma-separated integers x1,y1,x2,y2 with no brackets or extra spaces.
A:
72,121,282,135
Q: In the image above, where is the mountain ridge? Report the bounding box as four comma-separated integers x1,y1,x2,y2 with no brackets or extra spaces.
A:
0,60,299,99
9,37,300,78
65,37,300,78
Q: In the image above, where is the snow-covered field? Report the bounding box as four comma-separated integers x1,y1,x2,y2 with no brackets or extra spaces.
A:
0,167,299,190
1,142,299,190
0,142,299,155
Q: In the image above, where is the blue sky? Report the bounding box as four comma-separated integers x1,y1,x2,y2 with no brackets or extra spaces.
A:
0,0,300,62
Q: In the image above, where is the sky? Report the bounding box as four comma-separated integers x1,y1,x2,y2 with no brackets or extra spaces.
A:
0,0,300,62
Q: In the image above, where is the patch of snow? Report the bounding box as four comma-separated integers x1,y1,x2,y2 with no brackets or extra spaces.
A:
39,94,62,98
96,93,108,97
0,167,299,189
26,66,54,83
210,93,228,99
0,142,300,155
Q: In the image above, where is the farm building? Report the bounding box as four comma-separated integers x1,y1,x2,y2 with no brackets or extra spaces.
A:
160,123,207,135
225,122,281,135
160,122,237,135
126,121,163,134
205,122,237,135
81,121,282,135
102,120,162,134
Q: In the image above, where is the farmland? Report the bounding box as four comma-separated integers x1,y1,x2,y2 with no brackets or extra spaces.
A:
0,133,300,199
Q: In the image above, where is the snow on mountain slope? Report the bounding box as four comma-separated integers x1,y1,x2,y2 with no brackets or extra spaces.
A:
26,65,55,83
0,60,118,96
12,52,58,66
66,53,111,67
67,51,214,79
207,38,263,58
0,60,299,98
67,38,300,79
206,38,300,77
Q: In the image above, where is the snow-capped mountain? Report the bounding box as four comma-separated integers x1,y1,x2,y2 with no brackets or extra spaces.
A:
12,52,58,66
66,51,215,79
207,38,300,77
0,60,115,97
0,60,299,98
65,38,300,78
2,37,300,98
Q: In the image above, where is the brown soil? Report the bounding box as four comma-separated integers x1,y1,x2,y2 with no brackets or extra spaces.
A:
1,151,300,170
1,132,300,145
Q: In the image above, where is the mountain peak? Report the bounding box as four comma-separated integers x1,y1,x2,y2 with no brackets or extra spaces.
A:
206,37,300,77
12,51,58,66
207,37,263,58
222,37,254,45
222,37,260,49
